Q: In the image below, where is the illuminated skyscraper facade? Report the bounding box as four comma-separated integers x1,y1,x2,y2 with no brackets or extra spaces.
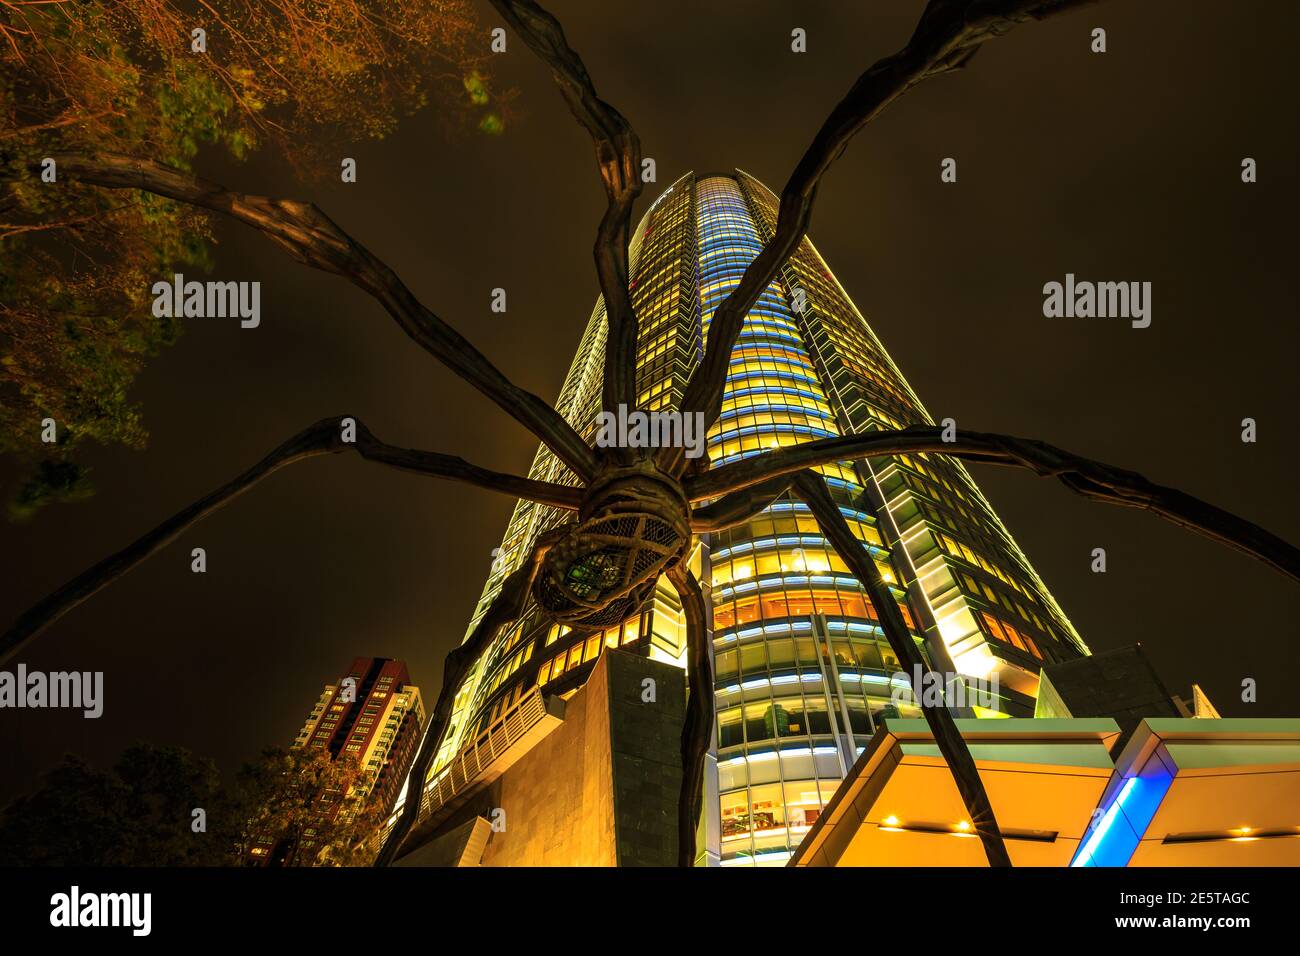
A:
293,657,425,816
251,657,423,864
406,171,1089,866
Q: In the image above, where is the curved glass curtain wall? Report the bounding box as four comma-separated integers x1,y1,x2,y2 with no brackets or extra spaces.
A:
397,171,1089,864
696,177,922,866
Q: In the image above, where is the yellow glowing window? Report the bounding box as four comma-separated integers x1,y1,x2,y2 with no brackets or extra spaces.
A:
733,597,760,626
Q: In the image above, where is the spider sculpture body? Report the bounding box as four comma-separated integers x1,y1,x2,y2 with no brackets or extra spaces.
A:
5,0,1299,871
535,463,692,629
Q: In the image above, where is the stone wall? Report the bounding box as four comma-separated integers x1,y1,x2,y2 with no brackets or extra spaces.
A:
420,649,685,866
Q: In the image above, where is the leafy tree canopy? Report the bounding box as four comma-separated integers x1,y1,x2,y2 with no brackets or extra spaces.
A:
0,0,503,518
0,740,386,866
0,742,233,865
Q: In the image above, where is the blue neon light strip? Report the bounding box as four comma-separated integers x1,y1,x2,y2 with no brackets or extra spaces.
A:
1070,765,1174,867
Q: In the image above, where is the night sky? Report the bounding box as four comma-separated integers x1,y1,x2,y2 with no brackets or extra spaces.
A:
3,0,1298,803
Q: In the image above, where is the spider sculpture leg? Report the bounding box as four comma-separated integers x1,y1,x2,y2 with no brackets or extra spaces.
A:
666,562,712,867
791,470,1012,868
689,474,795,534
375,525,568,867
675,475,799,865
1,417,577,665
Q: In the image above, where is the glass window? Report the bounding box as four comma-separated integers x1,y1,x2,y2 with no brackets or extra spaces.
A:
767,639,795,669
735,597,760,626
716,649,738,681
846,698,873,735
744,702,773,742
718,707,744,748
784,781,823,830
804,697,832,735
794,637,817,667
760,593,789,620
814,592,843,615
787,592,815,616
775,696,806,736
747,783,786,833
779,749,815,781
852,641,883,670
714,602,735,630
840,593,869,619
720,790,752,839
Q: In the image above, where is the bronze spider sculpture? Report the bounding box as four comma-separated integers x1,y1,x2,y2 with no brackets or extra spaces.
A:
5,0,1299,869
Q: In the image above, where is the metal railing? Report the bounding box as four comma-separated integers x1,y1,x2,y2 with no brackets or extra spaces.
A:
415,687,551,824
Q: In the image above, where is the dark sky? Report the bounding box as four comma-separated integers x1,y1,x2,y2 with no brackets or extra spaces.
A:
4,0,1299,802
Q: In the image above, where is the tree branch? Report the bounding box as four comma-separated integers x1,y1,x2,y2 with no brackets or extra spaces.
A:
792,470,1011,867
663,0,1098,475
8,151,599,481
1,416,579,665
667,561,712,868
488,0,643,415
687,425,1300,585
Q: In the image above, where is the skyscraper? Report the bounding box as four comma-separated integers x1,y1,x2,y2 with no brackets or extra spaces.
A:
294,657,425,813
404,171,1090,866
285,658,423,861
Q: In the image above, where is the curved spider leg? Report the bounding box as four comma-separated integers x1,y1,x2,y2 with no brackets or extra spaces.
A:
1,417,579,665
666,561,712,868
488,0,643,416
689,474,796,534
791,470,1012,868
660,0,1100,478
8,153,597,480
689,426,1300,585
375,525,568,866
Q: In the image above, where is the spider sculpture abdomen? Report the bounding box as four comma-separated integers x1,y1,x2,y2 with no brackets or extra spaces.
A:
533,470,692,629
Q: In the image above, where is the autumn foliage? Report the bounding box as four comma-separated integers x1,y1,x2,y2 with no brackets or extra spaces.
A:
0,0,503,516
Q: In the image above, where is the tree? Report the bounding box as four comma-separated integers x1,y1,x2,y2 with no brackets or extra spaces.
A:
0,742,235,866
3,0,1299,870
236,746,384,867
0,0,499,517
0,741,386,867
